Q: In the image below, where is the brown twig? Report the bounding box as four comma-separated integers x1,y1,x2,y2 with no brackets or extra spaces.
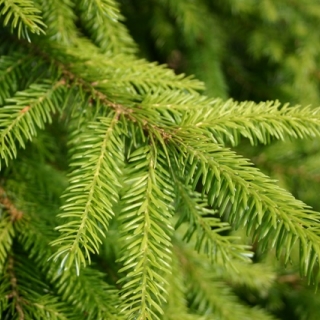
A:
0,187,23,221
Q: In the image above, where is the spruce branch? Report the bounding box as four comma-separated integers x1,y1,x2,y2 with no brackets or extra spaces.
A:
16,217,121,319
163,249,189,315
51,112,125,273
180,100,320,146
171,134,320,282
175,243,276,320
0,52,32,104
0,0,45,39
35,0,77,44
54,268,123,319
173,232,276,294
163,249,205,320
0,214,14,270
172,176,253,267
76,0,136,54
5,253,80,319
0,264,10,315
157,0,210,41
1,0,320,318
7,255,24,320
33,38,204,96
0,78,66,168
217,259,276,293
3,34,203,116
118,145,174,319
0,186,23,221
26,297,71,320
140,92,320,146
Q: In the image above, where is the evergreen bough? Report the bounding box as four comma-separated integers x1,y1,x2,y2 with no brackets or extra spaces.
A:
1,1,320,319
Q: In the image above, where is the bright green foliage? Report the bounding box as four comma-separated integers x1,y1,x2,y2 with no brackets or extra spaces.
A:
174,242,275,320
1,1,320,320
0,80,65,167
35,0,77,43
117,146,174,318
0,0,45,38
76,0,136,54
51,114,125,273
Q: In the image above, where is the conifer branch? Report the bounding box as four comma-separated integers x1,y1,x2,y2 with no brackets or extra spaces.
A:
54,269,123,319
0,79,66,167
164,314,205,320
171,134,320,282
34,39,204,95
0,214,14,269
163,249,204,320
7,255,24,320
173,176,253,266
0,267,10,315
141,93,320,145
0,0,45,39
173,235,275,298
5,252,81,319
158,0,209,41
0,53,31,104
218,260,276,292
163,250,188,314
51,112,125,272
0,186,23,221
29,298,70,320
175,243,276,320
4,35,204,116
17,218,121,319
118,145,174,319
1,1,320,317
76,0,136,54
35,0,77,43
181,100,320,145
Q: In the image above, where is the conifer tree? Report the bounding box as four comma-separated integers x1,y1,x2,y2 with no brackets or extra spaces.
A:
1,1,320,319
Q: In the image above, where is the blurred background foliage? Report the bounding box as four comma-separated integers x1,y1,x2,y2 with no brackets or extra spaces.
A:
119,0,320,319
